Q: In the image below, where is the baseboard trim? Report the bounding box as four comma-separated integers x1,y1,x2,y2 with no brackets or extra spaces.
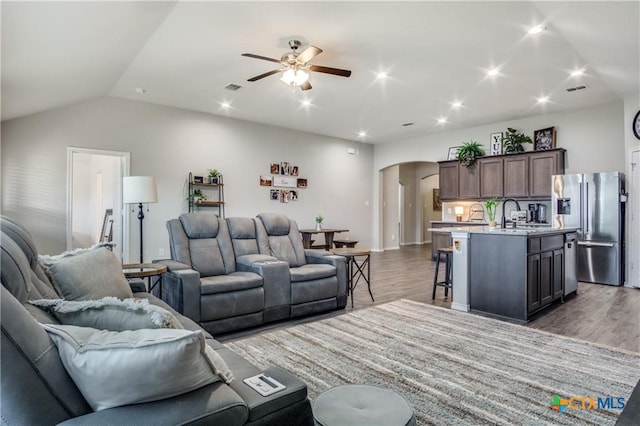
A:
451,302,470,312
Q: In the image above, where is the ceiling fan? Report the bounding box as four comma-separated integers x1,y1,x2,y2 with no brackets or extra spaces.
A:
242,40,352,91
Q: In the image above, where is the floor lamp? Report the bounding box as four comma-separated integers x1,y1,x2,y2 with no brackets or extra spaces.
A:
123,176,158,263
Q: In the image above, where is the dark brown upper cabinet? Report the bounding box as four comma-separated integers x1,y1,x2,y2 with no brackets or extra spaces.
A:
438,149,565,201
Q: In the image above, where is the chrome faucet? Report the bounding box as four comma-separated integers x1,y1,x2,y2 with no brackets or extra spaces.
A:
501,198,521,228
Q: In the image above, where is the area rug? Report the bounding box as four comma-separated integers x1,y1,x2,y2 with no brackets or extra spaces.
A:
227,299,640,425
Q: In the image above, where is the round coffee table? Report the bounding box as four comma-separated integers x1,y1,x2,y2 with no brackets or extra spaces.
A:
313,384,415,426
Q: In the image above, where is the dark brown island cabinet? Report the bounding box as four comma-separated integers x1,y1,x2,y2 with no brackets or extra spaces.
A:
468,229,570,322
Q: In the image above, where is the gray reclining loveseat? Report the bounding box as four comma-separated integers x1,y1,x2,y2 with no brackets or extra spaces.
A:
0,216,314,425
159,212,348,336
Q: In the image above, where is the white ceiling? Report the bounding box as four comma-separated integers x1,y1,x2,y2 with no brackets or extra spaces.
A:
2,1,638,144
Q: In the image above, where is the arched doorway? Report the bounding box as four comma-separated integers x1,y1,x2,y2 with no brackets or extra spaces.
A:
380,161,439,250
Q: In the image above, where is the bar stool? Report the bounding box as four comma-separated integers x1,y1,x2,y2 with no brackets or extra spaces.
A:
432,247,453,299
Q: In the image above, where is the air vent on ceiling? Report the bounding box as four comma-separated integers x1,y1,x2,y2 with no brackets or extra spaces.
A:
225,83,242,91
402,122,415,127
566,84,588,92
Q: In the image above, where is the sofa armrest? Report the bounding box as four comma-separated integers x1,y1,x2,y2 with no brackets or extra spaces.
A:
236,255,291,309
153,258,191,272
305,252,348,299
57,382,248,426
157,268,202,323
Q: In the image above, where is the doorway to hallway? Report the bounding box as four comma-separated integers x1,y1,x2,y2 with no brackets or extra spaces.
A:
67,147,130,261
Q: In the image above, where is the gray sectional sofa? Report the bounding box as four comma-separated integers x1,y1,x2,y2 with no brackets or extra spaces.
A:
0,216,314,425
159,212,348,336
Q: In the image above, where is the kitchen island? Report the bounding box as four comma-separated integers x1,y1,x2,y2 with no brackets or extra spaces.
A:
428,226,577,322
429,221,486,260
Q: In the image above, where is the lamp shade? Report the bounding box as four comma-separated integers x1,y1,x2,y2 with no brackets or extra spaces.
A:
123,176,158,204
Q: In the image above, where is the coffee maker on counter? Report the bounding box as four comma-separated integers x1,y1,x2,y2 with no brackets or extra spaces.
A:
528,203,547,223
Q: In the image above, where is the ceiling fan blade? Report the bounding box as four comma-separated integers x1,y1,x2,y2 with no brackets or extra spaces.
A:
309,65,352,78
247,69,283,82
241,53,281,63
300,81,312,91
296,45,323,64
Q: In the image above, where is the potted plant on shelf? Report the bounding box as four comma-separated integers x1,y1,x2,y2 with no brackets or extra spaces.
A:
456,141,485,168
502,127,533,154
191,189,206,203
485,197,499,228
207,169,220,184
315,215,323,231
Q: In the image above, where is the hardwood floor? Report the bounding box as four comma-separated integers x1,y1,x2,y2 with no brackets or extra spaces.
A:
221,244,640,352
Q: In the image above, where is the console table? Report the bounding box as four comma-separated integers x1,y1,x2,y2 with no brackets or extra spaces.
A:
299,228,348,250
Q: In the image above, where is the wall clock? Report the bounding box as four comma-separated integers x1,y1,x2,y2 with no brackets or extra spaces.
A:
634,109,640,140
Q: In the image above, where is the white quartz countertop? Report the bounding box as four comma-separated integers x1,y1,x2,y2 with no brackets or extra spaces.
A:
430,221,487,224
427,226,578,236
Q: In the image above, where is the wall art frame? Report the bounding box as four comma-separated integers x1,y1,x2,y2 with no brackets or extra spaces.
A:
534,126,556,151
433,189,442,211
447,146,461,160
490,132,503,155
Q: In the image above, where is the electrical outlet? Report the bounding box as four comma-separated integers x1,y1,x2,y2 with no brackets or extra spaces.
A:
159,248,165,257
447,208,452,214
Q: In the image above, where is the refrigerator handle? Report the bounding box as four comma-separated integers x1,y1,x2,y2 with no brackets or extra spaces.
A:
585,182,589,234
577,241,615,248
579,181,584,234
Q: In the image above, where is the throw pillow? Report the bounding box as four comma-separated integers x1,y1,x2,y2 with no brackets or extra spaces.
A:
42,324,234,411
30,297,184,331
39,245,133,301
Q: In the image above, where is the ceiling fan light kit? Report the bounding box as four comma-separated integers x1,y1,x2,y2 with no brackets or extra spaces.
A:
242,39,351,91
280,68,309,86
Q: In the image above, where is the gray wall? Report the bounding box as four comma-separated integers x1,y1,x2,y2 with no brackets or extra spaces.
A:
1,97,374,259
2,96,638,266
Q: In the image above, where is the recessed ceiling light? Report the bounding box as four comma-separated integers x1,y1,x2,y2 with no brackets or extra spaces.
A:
301,99,312,107
437,117,448,125
376,71,389,79
570,69,585,78
487,68,500,77
220,101,231,109
527,24,546,35
451,101,463,110
135,87,146,94
358,131,367,138
536,96,550,104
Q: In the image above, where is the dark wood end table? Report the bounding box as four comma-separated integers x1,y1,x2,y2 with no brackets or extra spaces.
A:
122,263,167,297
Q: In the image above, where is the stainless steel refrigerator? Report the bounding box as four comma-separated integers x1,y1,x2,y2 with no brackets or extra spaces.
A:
551,172,625,286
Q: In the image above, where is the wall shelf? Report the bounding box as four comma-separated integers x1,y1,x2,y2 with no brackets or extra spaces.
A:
188,172,225,216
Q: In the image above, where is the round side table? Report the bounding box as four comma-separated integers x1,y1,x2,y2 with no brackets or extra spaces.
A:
313,384,415,426
122,263,167,297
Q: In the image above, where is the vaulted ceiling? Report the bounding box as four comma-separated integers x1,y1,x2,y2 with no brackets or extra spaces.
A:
2,1,638,143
